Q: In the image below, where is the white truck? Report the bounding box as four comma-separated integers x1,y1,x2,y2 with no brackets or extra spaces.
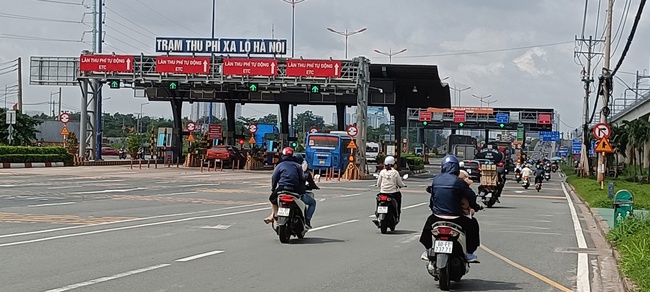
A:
366,142,380,163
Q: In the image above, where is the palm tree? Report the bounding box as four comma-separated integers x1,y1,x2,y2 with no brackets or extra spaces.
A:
610,124,628,176
624,119,649,180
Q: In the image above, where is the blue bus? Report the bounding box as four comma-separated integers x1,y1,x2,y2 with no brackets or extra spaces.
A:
305,133,353,172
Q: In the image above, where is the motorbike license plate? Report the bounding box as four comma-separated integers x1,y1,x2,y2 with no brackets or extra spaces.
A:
277,207,291,217
434,240,454,254
467,169,472,174
377,206,388,214
319,160,325,164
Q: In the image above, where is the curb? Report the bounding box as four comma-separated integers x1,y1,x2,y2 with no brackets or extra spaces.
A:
0,162,65,168
562,171,636,292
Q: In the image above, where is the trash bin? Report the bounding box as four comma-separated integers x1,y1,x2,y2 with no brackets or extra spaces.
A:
613,190,634,227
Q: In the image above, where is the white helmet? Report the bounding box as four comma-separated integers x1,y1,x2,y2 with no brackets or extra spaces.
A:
384,156,395,165
459,161,465,168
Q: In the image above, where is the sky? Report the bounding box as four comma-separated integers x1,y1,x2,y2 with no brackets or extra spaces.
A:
1,0,649,134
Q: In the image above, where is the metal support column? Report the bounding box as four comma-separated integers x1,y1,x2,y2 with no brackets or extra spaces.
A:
225,101,236,146
171,99,183,160
336,103,346,131
279,102,290,147
355,56,370,175
78,80,89,158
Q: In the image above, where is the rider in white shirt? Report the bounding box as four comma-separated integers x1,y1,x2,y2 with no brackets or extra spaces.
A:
520,164,534,180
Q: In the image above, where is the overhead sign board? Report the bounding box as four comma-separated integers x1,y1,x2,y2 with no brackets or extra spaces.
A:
155,56,211,74
495,113,509,124
509,111,520,123
208,124,223,140
155,37,287,55
539,131,560,142
285,59,342,78
429,107,494,114
537,113,552,124
419,111,432,121
79,55,134,72
222,58,278,76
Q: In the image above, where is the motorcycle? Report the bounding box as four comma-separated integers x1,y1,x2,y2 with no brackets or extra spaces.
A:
514,170,522,183
118,149,127,160
521,176,530,189
477,184,499,208
551,163,558,173
372,174,408,234
535,180,542,192
275,192,309,243
544,171,551,181
425,221,472,291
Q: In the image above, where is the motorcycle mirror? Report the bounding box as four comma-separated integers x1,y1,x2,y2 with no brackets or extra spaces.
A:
403,174,409,180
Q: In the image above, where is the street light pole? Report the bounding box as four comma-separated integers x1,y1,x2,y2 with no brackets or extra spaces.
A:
139,102,149,134
472,94,492,107
208,0,217,126
327,27,367,59
450,86,471,106
373,48,407,63
486,99,498,107
281,0,307,138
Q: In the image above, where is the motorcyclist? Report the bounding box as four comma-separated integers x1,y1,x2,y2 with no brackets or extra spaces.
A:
264,147,306,225
534,164,545,186
420,155,481,263
295,154,318,228
373,156,405,224
520,164,534,182
496,161,507,197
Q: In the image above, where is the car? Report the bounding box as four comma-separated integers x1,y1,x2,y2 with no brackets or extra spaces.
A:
461,160,482,181
101,147,119,156
205,145,246,168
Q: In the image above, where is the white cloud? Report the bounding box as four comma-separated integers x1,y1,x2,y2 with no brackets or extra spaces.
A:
513,47,553,77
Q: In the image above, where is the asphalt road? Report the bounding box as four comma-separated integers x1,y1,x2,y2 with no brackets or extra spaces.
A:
0,165,603,291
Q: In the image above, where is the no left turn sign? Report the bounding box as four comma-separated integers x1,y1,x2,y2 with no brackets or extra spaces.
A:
346,125,358,138
186,121,196,132
248,124,258,134
59,113,71,124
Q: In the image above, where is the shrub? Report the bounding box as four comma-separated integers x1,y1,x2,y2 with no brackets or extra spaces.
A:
0,154,72,163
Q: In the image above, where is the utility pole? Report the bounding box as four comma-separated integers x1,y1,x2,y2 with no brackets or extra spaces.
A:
596,0,614,185
17,57,22,111
574,35,604,178
58,87,62,118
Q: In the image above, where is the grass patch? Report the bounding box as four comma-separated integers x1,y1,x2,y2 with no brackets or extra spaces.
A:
607,216,650,292
562,165,650,210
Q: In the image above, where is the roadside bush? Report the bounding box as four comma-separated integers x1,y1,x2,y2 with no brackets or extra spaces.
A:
402,153,424,171
607,216,650,291
0,146,68,156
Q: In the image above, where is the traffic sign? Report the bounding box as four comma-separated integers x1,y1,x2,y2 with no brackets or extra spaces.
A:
346,125,358,137
285,59,342,78
79,55,134,72
108,80,120,89
249,136,256,144
572,139,582,154
347,140,358,149
155,56,211,74
248,124,258,134
537,113,552,124
310,85,320,93
595,138,614,153
186,121,196,132
208,124,222,140
309,127,318,133
59,112,71,124
453,110,466,123
402,138,408,144
187,132,195,142
495,113,509,124
419,111,432,122
6,110,16,125
222,58,278,76
539,131,560,142
169,81,178,90
593,122,612,139
60,126,69,136
249,84,258,92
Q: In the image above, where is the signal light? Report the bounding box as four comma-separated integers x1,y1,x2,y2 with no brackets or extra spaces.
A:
458,122,464,127
238,139,244,145
422,121,428,126
499,123,505,128
290,141,298,148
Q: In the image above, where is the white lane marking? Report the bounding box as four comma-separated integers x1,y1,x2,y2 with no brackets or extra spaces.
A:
175,250,224,262
561,182,590,292
155,191,198,197
89,179,126,183
403,202,428,210
368,215,375,217
253,185,269,189
309,220,359,232
492,230,562,235
0,184,17,187
318,198,326,202
28,202,76,207
340,193,361,198
0,207,268,247
0,202,268,240
400,234,420,244
49,177,94,181
47,186,83,190
199,224,232,230
177,183,221,188
44,264,171,292
71,187,146,195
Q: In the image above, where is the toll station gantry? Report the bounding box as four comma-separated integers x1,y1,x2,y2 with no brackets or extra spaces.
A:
29,49,452,172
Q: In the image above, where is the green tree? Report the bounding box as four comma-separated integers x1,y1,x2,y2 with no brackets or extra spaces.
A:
257,114,278,125
0,109,41,145
293,110,325,133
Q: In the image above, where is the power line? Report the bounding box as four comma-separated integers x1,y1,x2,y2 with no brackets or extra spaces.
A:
105,15,155,39
394,41,574,59
0,33,84,43
612,0,647,76
0,12,82,24
109,0,191,36
32,0,84,5
104,33,147,52
612,0,632,56
129,0,204,36
103,6,158,36
104,24,151,49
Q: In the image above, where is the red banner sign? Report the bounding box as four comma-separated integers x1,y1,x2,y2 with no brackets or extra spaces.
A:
156,56,210,74
79,55,134,72
537,113,552,124
419,111,432,121
453,110,466,123
207,124,222,140
285,59,342,78
222,58,278,76
428,107,494,114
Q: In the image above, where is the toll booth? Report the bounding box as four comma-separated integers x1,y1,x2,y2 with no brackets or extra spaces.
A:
613,190,634,227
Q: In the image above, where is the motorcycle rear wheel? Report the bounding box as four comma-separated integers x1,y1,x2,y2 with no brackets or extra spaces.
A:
439,263,451,291
380,221,388,234
278,225,291,243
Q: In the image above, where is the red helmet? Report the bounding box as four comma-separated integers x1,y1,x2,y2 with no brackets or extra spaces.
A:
281,147,294,156
498,162,504,167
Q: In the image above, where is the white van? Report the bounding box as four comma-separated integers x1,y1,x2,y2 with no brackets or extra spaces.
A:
366,142,380,163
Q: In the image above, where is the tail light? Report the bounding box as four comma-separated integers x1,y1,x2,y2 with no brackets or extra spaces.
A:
431,226,459,237
477,167,481,172
378,195,389,201
279,196,294,203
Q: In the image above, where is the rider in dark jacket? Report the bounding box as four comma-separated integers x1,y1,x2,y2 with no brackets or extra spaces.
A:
421,154,481,263
264,147,306,224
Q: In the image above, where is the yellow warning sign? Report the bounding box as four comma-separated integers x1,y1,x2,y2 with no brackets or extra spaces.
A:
187,132,195,142
249,136,256,144
595,138,614,153
60,126,69,136
347,140,357,149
